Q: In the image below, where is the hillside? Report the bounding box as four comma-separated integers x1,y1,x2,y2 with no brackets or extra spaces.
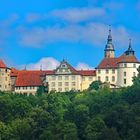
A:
0,83,140,140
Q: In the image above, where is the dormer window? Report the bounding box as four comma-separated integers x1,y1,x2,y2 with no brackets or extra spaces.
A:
62,64,66,68
106,69,109,74
133,64,136,68
124,64,127,68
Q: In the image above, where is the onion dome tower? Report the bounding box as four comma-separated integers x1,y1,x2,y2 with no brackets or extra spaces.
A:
104,26,115,58
125,39,135,56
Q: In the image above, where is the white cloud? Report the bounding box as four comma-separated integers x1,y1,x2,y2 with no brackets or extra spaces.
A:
20,57,60,70
76,62,94,70
19,57,94,71
18,23,131,48
51,7,105,23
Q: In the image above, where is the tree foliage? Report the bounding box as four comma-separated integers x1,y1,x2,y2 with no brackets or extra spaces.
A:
0,69,140,139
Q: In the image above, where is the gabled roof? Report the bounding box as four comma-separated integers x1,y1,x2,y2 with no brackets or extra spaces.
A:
97,54,139,69
0,59,7,68
55,60,79,74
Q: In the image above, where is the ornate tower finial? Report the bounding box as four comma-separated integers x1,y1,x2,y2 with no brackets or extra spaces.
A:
40,64,42,71
125,38,135,56
129,38,131,48
104,25,115,58
109,25,111,36
24,65,27,70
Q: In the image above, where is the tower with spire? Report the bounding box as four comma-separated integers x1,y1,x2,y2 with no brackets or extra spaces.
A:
125,39,135,56
104,26,115,58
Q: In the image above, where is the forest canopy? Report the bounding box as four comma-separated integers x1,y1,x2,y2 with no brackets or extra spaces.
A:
0,68,140,140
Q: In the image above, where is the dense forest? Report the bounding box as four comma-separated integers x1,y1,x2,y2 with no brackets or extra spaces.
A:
0,69,140,140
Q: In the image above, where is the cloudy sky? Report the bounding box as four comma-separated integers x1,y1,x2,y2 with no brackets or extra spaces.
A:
0,0,140,70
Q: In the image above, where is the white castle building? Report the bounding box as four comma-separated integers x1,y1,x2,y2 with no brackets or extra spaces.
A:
0,28,139,94
96,28,140,88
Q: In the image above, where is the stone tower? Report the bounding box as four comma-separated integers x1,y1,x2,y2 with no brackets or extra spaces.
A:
104,26,115,58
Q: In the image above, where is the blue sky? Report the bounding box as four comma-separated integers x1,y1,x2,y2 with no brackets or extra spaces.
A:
0,0,140,70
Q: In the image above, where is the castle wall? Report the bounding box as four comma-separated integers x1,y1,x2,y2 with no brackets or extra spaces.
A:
0,68,11,91
15,86,38,95
96,68,118,86
117,63,140,87
46,74,96,92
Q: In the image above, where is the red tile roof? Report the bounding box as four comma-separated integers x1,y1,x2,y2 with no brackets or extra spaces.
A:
97,54,139,69
11,69,54,87
10,68,55,77
78,70,96,76
15,71,43,87
0,59,7,68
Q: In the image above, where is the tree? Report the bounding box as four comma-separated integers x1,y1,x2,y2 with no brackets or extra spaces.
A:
84,117,106,140
99,128,121,140
133,66,140,85
36,86,45,95
88,81,102,91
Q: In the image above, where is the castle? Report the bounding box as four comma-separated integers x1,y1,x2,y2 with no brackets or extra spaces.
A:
0,28,140,94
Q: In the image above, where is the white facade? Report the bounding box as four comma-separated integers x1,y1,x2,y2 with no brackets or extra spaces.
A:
15,86,39,95
96,69,117,85
117,62,140,87
96,62,140,88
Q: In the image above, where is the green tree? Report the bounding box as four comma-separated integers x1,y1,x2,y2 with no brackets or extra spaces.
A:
88,81,102,91
99,128,121,140
84,117,106,140
133,66,140,85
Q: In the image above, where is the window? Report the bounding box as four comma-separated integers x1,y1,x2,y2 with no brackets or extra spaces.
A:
98,70,101,74
89,77,93,81
124,64,127,68
133,64,136,68
112,76,115,82
98,76,101,81
58,76,62,80
65,82,69,86
51,82,55,87
5,69,8,73
65,88,69,91
72,82,76,86
72,76,75,80
105,76,109,82
58,88,62,92
62,64,66,68
124,72,126,77
65,69,69,72
82,77,85,81
133,72,136,77
65,76,69,80
51,76,56,80
58,82,62,86
112,69,115,74
51,88,55,91
124,79,126,84
106,69,109,74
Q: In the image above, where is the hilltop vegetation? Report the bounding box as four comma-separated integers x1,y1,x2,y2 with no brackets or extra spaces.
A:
0,68,140,140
